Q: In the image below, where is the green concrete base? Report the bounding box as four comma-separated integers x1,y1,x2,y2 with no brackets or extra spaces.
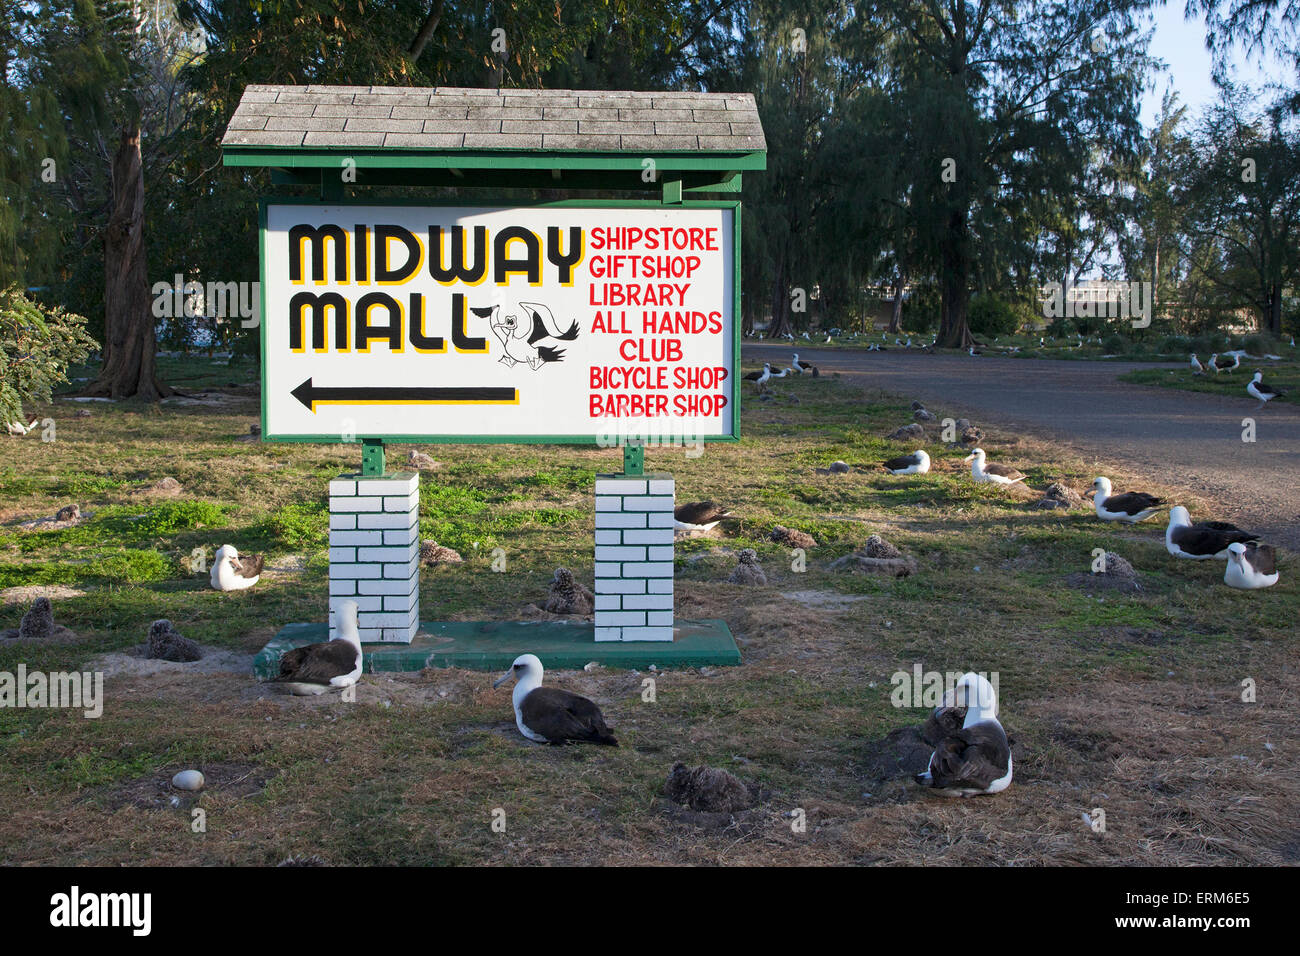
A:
252,618,741,679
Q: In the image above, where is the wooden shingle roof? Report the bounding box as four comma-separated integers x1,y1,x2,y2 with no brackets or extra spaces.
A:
222,86,766,153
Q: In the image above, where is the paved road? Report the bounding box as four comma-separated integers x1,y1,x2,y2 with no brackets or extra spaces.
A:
744,344,1300,548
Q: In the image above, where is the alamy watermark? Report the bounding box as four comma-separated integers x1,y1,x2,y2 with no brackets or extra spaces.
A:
594,418,705,458
1042,280,1151,328
151,274,260,327
1,665,103,718
890,665,999,710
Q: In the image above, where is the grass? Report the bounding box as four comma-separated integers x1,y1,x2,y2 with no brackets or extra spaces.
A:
1119,361,1300,406
0,358,1295,865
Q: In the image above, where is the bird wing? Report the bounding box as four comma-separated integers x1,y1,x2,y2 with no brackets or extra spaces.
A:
1104,492,1162,513
985,463,1025,480
883,454,918,471
271,640,357,684
1172,525,1259,554
520,688,616,744
233,554,264,579
928,721,1010,790
1195,520,1244,532
675,501,729,524
1247,543,1277,575
521,303,579,345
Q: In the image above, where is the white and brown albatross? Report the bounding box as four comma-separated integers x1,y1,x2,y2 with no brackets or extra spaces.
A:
1225,542,1279,590
1247,371,1284,408
1090,476,1164,523
211,544,262,591
1166,506,1259,559
963,448,1026,485
882,450,931,475
675,500,732,532
268,600,363,695
914,672,1012,796
493,654,618,746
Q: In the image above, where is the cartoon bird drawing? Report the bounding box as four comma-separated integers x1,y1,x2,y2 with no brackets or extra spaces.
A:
482,302,579,370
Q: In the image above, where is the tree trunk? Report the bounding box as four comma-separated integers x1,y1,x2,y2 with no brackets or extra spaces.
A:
1151,239,1161,321
1267,282,1282,336
937,209,973,348
86,122,172,401
886,274,905,334
407,0,445,61
767,251,792,339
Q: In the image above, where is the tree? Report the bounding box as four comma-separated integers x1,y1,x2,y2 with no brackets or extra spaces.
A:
860,0,1153,347
1181,88,1300,334
0,286,97,425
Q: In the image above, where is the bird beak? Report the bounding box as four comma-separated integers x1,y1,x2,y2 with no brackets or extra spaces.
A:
963,454,974,462
492,670,513,689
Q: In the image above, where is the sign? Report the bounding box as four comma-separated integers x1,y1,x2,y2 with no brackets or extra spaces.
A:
259,201,738,444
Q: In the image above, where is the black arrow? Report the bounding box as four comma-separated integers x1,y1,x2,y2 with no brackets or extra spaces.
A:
291,377,518,413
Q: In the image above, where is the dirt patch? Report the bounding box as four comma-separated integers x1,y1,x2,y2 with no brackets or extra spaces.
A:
93,761,276,812
0,585,89,606
779,590,871,609
88,645,254,679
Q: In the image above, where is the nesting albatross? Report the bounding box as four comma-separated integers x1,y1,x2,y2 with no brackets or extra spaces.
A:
674,500,732,532
493,654,618,746
211,544,262,591
882,450,931,475
1090,477,1163,524
1165,506,1259,559
963,448,1026,485
1224,542,1279,590
267,600,363,695
915,672,1012,796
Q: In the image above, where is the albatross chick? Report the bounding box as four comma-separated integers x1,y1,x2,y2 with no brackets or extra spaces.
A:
542,567,595,615
727,549,767,585
147,620,202,662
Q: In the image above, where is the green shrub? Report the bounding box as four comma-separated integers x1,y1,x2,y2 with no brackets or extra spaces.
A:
901,285,940,334
135,500,227,535
1243,333,1278,355
1100,333,1125,353
95,548,173,583
266,502,327,549
0,286,98,423
968,294,1023,337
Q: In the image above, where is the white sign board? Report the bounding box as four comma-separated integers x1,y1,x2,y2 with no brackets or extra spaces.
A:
260,202,738,443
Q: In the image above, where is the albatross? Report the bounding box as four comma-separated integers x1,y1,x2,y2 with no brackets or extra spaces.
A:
1090,477,1164,523
743,363,772,386
675,500,732,532
915,673,1012,796
268,600,363,695
882,450,931,475
1247,371,1284,408
1165,506,1259,559
963,448,1026,485
493,654,618,745
1224,542,1279,590
211,545,262,591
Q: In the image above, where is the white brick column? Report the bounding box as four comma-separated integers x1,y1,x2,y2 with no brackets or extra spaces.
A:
328,471,420,643
594,474,674,641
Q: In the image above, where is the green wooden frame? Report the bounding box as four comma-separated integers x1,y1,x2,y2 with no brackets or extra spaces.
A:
256,196,743,445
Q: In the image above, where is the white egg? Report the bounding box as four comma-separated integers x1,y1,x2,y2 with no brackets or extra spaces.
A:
172,769,205,791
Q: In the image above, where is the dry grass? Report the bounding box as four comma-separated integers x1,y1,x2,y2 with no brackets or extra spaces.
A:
0,359,1295,865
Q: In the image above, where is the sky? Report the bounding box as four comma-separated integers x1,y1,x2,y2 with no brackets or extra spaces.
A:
1142,1,1295,125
